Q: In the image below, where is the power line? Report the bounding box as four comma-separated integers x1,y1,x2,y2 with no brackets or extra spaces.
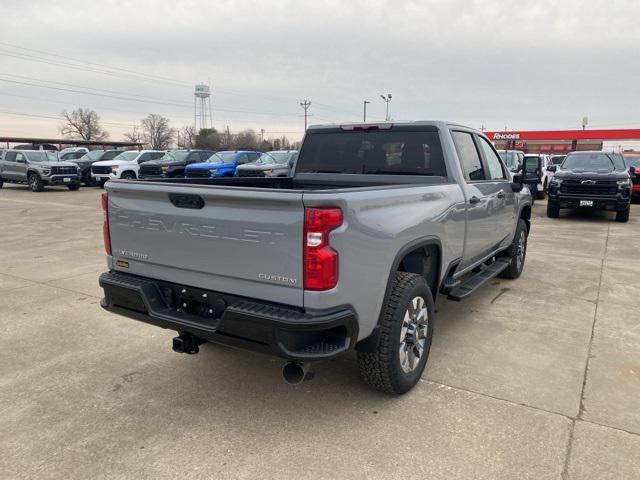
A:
0,110,135,128
0,76,303,117
0,46,190,88
0,91,193,119
0,72,192,105
0,42,361,118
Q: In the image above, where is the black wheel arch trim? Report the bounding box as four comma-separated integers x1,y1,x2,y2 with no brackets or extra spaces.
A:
356,236,443,353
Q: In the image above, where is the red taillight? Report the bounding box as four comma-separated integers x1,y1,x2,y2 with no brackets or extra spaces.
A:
303,207,342,290
101,192,112,255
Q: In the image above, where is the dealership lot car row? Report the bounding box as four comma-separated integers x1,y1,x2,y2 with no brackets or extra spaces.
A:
0,148,300,191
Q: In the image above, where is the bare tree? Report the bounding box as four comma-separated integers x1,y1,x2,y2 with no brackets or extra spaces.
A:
233,129,260,150
177,125,197,149
194,128,222,150
140,114,175,150
123,126,143,145
60,108,109,141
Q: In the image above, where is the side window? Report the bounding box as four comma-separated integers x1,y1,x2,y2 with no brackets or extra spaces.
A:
5,151,17,162
199,151,212,161
15,152,25,163
248,152,260,162
151,152,164,160
137,153,150,163
236,154,250,165
451,131,485,181
477,136,506,180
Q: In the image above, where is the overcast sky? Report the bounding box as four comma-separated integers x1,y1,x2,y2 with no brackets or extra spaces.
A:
1,0,639,143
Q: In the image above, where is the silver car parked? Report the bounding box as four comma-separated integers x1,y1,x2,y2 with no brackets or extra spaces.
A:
235,150,298,177
0,150,81,192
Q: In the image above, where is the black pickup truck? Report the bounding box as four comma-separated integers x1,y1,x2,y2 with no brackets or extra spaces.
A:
139,150,214,179
547,151,632,222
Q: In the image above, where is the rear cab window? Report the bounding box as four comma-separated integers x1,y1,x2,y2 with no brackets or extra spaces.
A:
296,128,447,177
451,131,485,181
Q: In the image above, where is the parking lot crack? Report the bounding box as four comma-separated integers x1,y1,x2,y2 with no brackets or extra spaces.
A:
578,222,609,420
560,420,576,480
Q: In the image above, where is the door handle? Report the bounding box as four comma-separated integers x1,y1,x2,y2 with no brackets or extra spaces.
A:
497,190,506,199
469,196,480,205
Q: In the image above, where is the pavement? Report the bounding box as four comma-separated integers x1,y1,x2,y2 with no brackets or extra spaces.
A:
0,183,638,480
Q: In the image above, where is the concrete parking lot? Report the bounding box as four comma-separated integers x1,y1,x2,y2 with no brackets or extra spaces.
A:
1,184,638,479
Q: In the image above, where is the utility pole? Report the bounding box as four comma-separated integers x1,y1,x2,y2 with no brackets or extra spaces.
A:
363,100,370,122
260,128,265,145
300,99,311,131
380,93,392,121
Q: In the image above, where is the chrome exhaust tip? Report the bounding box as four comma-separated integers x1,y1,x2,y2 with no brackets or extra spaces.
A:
282,362,308,385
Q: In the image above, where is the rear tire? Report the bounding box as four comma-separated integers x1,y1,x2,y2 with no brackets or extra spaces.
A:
28,173,44,192
616,206,630,223
357,272,434,395
0,177,3,189
547,202,560,218
67,184,80,191
499,218,528,279
120,171,136,180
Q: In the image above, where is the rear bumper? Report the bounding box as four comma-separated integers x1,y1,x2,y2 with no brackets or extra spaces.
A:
99,271,358,362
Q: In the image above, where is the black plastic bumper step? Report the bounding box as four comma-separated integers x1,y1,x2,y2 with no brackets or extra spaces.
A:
447,258,511,301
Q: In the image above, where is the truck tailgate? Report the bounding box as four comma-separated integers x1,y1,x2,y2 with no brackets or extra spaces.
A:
106,181,304,306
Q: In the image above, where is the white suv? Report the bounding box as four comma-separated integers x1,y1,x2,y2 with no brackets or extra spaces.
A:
91,150,164,185
523,154,552,199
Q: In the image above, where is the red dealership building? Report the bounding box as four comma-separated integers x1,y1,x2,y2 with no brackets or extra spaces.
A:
484,128,640,154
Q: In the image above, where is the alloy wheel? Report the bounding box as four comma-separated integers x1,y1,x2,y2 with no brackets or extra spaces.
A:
399,296,429,373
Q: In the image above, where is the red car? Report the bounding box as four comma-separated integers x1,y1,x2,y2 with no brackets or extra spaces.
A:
624,153,640,198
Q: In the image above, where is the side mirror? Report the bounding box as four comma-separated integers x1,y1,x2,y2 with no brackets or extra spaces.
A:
522,156,540,184
510,175,523,192
547,165,557,172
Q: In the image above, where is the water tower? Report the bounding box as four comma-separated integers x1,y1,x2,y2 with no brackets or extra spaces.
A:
194,83,213,131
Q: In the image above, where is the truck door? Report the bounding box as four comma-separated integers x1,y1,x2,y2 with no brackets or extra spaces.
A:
2,151,18,179
475,135,516,244
14,152,29,180
451,131,514,270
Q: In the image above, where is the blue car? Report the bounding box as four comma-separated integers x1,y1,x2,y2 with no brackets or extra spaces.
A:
185,150,261,178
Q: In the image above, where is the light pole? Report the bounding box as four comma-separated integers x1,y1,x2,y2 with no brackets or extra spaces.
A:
363,100,370,122
380,93,392,121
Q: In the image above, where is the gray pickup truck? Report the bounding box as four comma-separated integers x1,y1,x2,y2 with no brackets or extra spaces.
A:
99,121,537,394
0,149,81,191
